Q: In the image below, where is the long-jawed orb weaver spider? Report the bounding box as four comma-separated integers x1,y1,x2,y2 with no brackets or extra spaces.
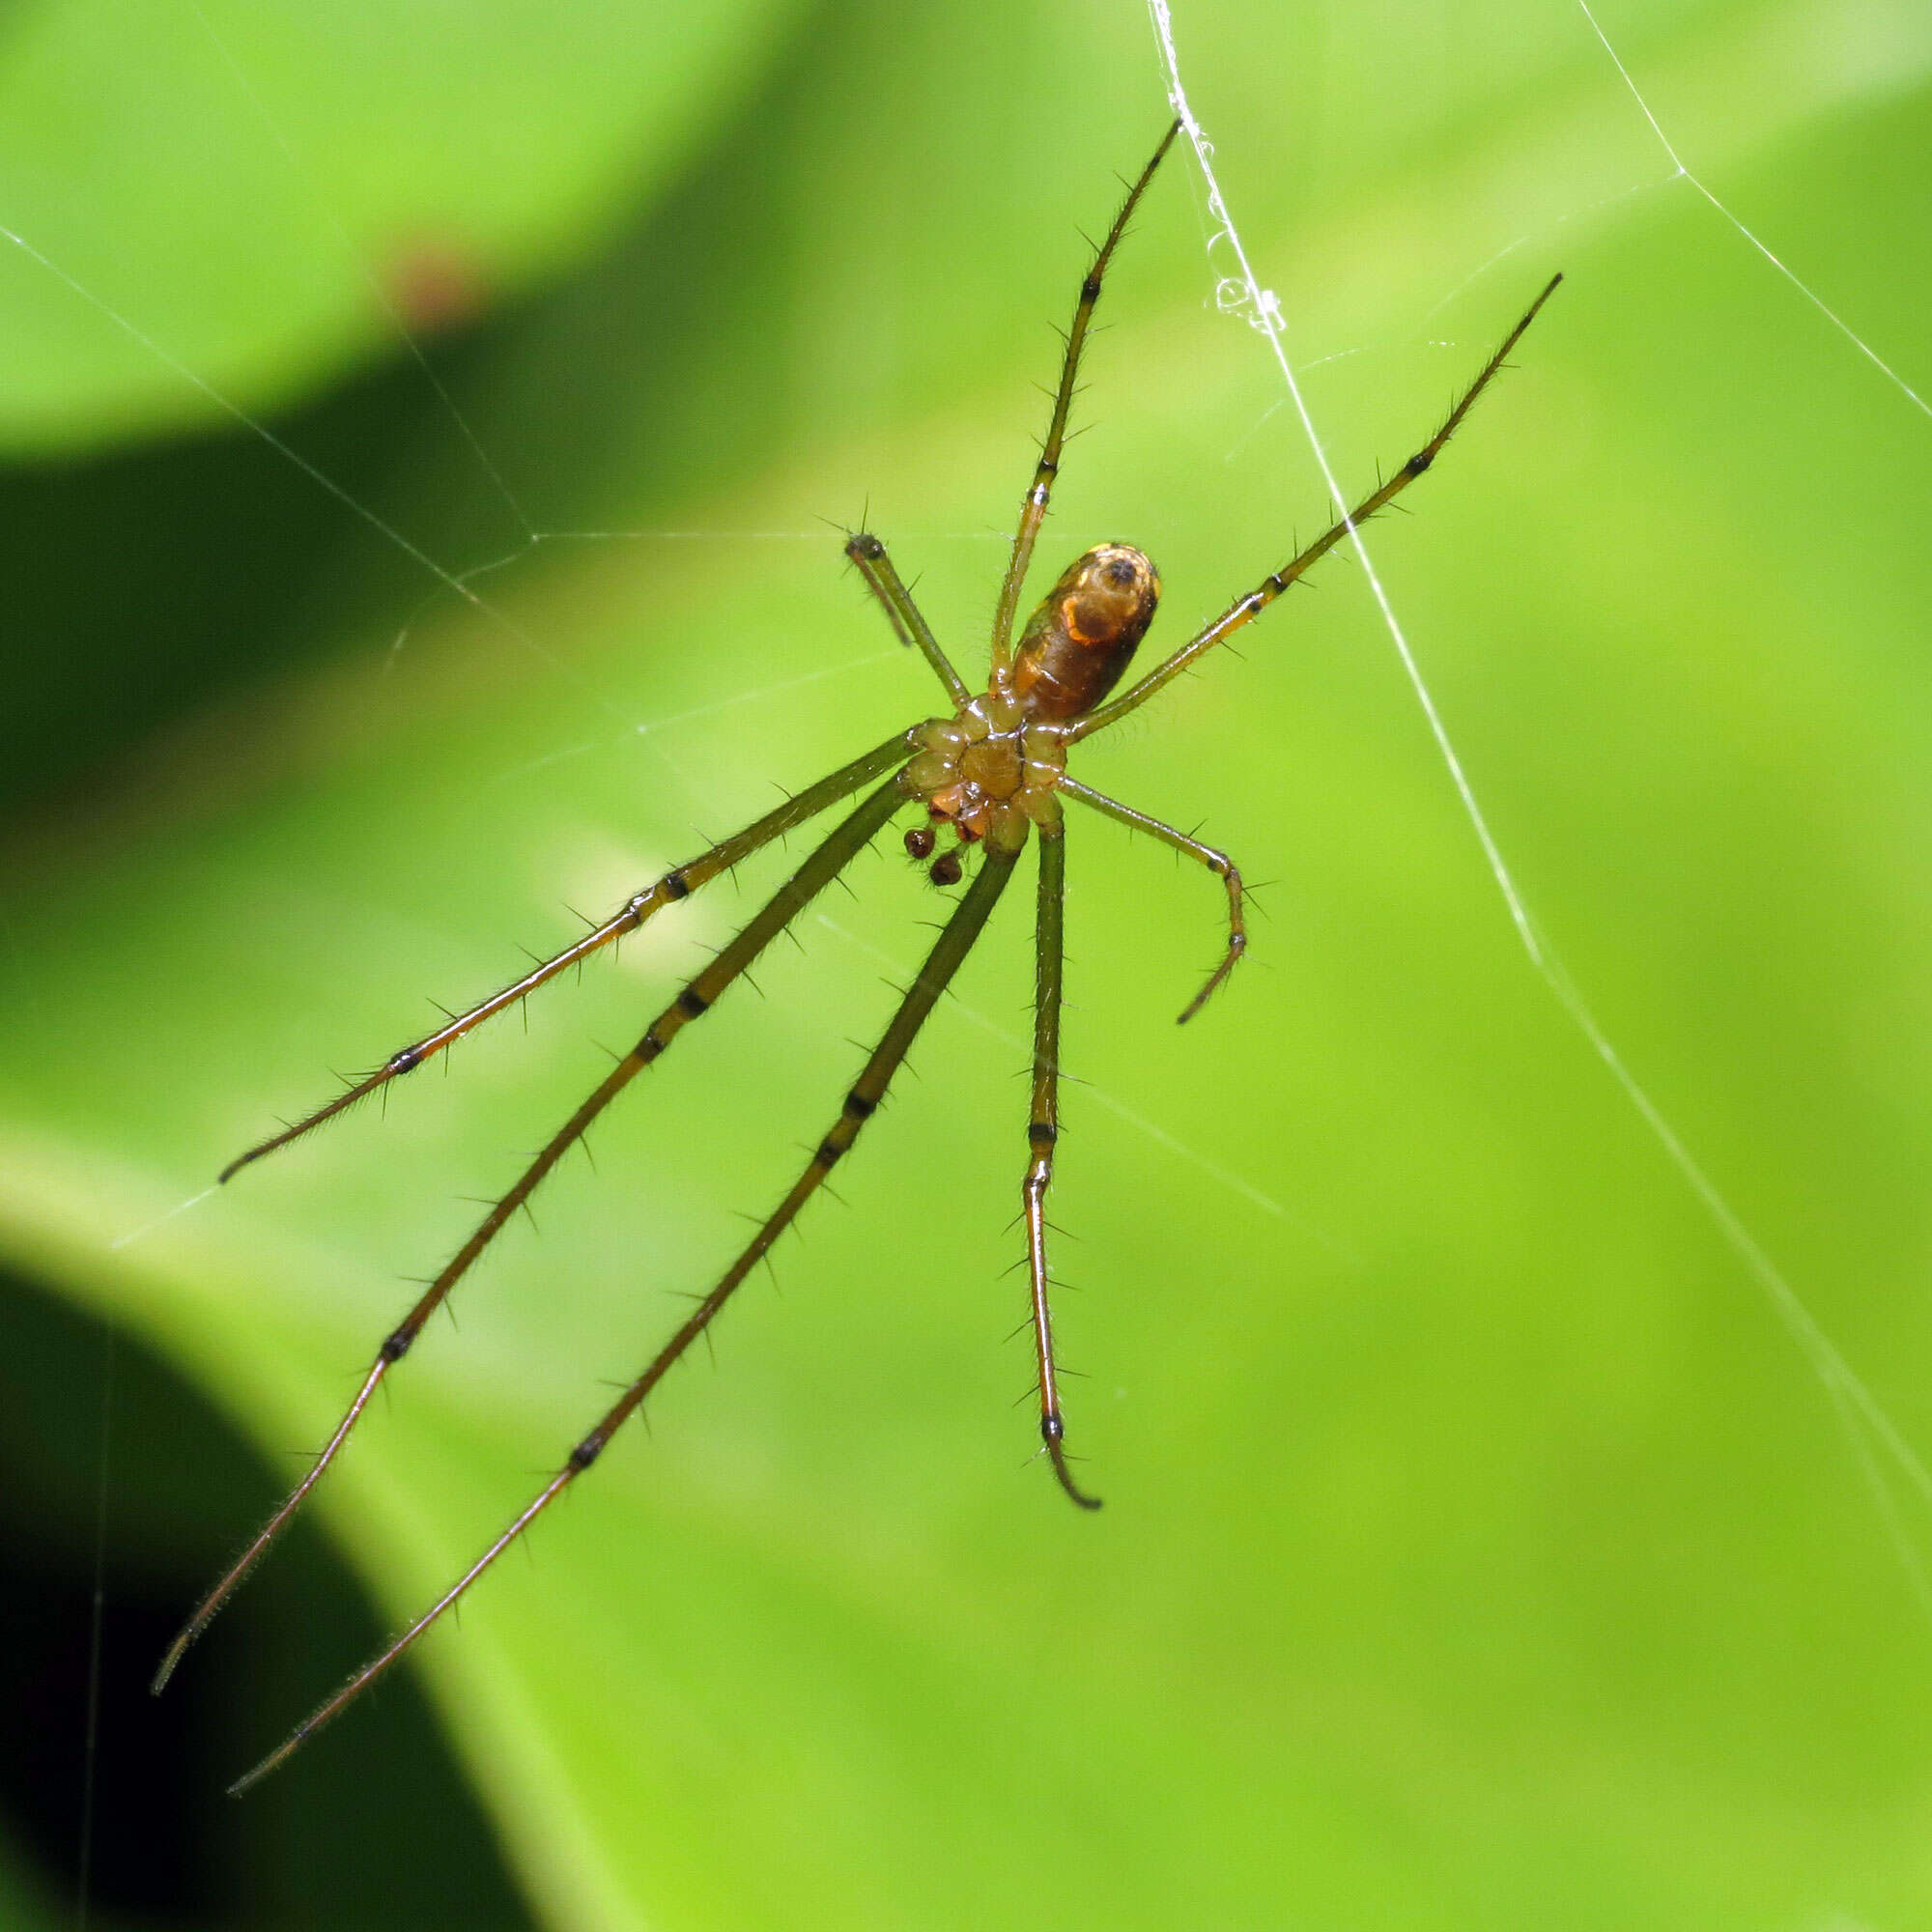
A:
156,119,1560,1791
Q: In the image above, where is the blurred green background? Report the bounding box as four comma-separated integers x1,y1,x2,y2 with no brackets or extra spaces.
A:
3,0,1931,1924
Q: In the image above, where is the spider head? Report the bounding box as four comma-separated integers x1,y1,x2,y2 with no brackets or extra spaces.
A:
1011,544,1159,722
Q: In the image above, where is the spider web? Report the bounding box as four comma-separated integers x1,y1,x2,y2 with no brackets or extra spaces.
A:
1149,0,1932,1602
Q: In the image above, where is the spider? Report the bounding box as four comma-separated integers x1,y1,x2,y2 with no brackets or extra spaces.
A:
155,120,1559,1791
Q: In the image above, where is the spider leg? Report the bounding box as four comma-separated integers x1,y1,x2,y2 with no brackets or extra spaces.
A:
1068,273,1565,743
988,120,1179,683
218,731,915,1181
155,771,913,1695
844,531,970,705
227,838,1024,1793
1059,778,1245,1023
1023,825,1099,1509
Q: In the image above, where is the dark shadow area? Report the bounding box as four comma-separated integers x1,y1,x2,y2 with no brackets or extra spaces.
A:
0,1269,535,1929
0,12,810,834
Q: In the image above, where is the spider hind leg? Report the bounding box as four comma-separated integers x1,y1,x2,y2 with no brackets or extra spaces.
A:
227,837,1027,1790
158,747,914,1695
1026,825,1100,1509
215,732,915,1182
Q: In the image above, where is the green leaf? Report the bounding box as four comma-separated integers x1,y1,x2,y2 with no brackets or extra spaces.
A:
0,0,805,449
5,0,1932,1923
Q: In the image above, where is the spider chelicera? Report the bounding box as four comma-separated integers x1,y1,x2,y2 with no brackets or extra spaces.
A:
156,120,1559,1790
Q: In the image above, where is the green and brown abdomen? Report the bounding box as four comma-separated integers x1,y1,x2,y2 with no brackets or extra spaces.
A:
1011,544,1159,722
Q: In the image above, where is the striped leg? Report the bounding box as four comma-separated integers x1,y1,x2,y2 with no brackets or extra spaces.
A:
1068,273,1564,743
218,731,913,1181
987,121,1179,681
229,841,1022,1793
156,773,910,1694
1023,826,1098,1509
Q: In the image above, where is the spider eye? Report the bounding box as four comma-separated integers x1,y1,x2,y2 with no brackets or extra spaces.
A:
1012,544,1159,722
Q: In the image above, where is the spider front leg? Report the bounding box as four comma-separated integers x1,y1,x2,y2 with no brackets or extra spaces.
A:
1068,272,1565,743
1024,824,1099,1509
218,730,914,1180
845,531,970,706
1060,778,1245,1023
988,119,1179,680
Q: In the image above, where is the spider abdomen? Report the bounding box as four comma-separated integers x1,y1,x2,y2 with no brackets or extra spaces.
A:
1011,543,1159,722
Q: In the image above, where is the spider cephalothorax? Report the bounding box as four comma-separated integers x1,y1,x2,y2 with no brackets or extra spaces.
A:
164,116,1559,1793
903,691,1067,858
899,542,1157,880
